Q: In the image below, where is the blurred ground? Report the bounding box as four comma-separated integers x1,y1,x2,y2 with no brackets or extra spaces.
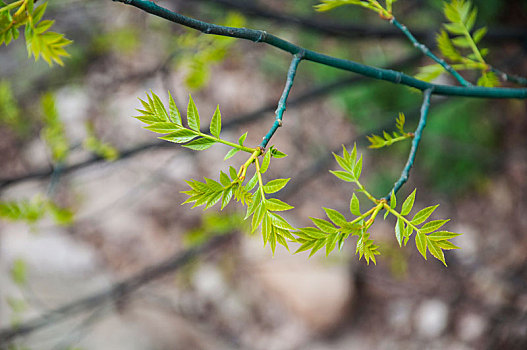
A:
1,0,527,349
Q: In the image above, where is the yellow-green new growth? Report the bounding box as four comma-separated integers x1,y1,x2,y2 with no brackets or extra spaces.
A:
295,144,460,265
367,112,413,149
0,0,72,66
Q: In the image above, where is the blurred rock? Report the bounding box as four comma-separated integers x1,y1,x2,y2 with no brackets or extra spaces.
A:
246,242,353,332
414,299,449,338
457,312,486,342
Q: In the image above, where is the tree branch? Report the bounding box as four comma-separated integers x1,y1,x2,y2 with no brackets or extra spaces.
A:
385,88,433,199
390,17,471,87
111,0,527,99
188,0,527,44
260,52,303,149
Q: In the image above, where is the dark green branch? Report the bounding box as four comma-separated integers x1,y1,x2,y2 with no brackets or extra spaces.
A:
111,0,527,99
391,17,471,87
260,52,303,149
385,88,433,199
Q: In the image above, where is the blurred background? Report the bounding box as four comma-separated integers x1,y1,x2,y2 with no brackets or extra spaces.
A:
1,0,526,349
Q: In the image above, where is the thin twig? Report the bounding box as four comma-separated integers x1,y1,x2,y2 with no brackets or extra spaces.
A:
111,0,527,99
390,17,471,87
385,88,433,199
490,66,527,86
260,52,304,149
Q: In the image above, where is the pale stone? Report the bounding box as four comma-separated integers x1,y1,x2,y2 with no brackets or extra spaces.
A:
414,299,449,338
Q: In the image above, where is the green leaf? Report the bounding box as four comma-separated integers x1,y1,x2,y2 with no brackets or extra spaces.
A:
390,190,396,209
270,146,287,158
401,189,416,216
263,178,290,194
268,212,295,230
411,205,439,225
265,198,293,212
465,8,477,31
251,203,266,233
221,187,233,210
260,150,271,174
187,95,200,131
160,129,198,143
395,218,404,247
435,240,460,250
415,232,427,259
323,207,347,227
244,172,258,192
298,227,326,240
473,27,487,43
420,219,449,234
144,122,181,134
219,171,230,187
353,155,362,179
333,153,352,173
452,36,471,48
238,132,247,146
151,92,169,122
326,233,339,256
427,238,446,265
310,217,337,233
329,170,355,182
210,105,221,138
224,148,240,160
182,137,216,151
168,91,182,125
229,166,238,180
350,193,360,216
428,231,461,241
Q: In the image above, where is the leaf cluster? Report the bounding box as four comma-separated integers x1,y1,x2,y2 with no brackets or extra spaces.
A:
0,0,72,66
0,195,73,225
135,91,254,158
416,0,498,87
367,112,412,149
295,144,381,263
315,0,396,18
387,190,460,266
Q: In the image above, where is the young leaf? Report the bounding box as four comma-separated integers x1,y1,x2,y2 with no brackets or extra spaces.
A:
401,189,416,216
263,178,290,194
310,217,337,233
395,218,404,247
390,190,396,209
411,205,439,225
350,193,361,216
323,207,347,227
187,95,200,131
210,105,221,138
160,129,198,143
260,150,271,174
265,198,294,212
415,232,427,259
420,219,449,234
168,91,182,125
224,148,240,160
238,132,247,146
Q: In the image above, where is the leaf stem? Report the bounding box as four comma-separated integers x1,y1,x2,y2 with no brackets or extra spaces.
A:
254,158,266,199
197,131,255,153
